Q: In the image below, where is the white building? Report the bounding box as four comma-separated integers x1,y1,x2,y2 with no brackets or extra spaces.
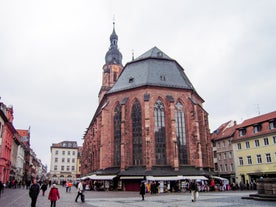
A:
16,144,25,181
49,141,79,184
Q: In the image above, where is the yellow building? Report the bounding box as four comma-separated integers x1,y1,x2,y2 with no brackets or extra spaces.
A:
233,111,276,186
76,146,82,178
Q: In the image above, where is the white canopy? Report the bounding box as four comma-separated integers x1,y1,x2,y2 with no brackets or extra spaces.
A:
88,175,116,180
120,176,144,180
179,176,208,180
212,176,228,181
80,176,90,180
147,176,182,181
146,175,208,181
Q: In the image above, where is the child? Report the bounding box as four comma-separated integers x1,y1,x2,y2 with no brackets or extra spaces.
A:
48,184,60,207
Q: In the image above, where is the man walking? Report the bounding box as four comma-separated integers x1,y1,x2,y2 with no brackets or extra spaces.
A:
29,179,40,207
190,179,198,202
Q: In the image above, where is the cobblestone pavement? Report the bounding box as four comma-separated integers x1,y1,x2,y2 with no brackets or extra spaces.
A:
0,186,275,207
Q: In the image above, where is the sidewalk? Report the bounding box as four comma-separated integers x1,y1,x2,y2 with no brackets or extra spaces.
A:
0,186,275,207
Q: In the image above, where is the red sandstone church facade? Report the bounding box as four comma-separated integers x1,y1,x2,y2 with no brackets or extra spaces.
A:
81,24,213,190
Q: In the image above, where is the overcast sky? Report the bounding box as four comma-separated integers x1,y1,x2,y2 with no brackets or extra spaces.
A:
1,0,275,170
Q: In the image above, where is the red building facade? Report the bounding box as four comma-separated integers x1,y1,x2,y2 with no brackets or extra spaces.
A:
81,24,213,189
0,103,15,183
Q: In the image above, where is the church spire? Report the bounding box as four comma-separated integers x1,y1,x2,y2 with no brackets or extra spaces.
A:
110,21,118,49
105,21,122,65
99,22,124,103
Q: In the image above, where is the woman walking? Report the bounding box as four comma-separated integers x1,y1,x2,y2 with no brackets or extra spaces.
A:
48,184,60,207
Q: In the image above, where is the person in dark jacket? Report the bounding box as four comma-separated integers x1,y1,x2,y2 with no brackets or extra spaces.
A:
41,182,48,196
140,182,146,200
190,179,198,202
29,179,40,207
0,180,4,197
48,184,60,207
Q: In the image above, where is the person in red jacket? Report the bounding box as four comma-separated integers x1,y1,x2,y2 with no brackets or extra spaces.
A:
48,184,60,207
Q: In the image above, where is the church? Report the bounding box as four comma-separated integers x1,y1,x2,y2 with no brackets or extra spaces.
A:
81,23,213,191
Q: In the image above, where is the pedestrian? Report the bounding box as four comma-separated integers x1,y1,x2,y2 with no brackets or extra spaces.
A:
65,181,69,192
68,181,72,192
210,178,215,191
190,179,198,202
140,181,145,201
41,182,48,196
29,179,40,207
48,180,52,188
0,180,4,197
75,180,84,202
48,184,60,207
26,180,31,189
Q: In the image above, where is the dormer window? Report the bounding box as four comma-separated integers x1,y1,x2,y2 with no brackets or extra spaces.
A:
160,75,166,81
269,119,276,130
157,51,163,57
129,76,134,83
253,124,262,134
239,128,246,137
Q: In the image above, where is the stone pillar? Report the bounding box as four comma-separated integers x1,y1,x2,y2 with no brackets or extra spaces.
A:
166,96,178,170
144,94,152,170
120,103,126,170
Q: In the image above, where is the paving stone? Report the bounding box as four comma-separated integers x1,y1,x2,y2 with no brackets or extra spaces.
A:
0,186,275,207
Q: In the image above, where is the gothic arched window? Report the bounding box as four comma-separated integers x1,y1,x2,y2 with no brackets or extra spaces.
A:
175,102,188,164
114,104,121,166
132,100,143,165
154,99,166,165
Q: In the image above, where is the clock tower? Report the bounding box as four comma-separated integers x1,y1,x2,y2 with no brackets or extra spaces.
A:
99,22,123,102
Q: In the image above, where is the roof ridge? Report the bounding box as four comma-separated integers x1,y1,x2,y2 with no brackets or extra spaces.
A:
134,46,172,61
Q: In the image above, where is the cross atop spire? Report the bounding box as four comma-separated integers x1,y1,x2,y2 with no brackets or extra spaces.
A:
113,14,116,25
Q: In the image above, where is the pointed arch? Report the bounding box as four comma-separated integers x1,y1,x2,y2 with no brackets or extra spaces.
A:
175,101,188,164
131,99,143,165
113,103,121,166
154,99,166,165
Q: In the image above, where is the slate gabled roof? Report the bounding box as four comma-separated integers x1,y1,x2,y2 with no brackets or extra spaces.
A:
108,46,197,94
